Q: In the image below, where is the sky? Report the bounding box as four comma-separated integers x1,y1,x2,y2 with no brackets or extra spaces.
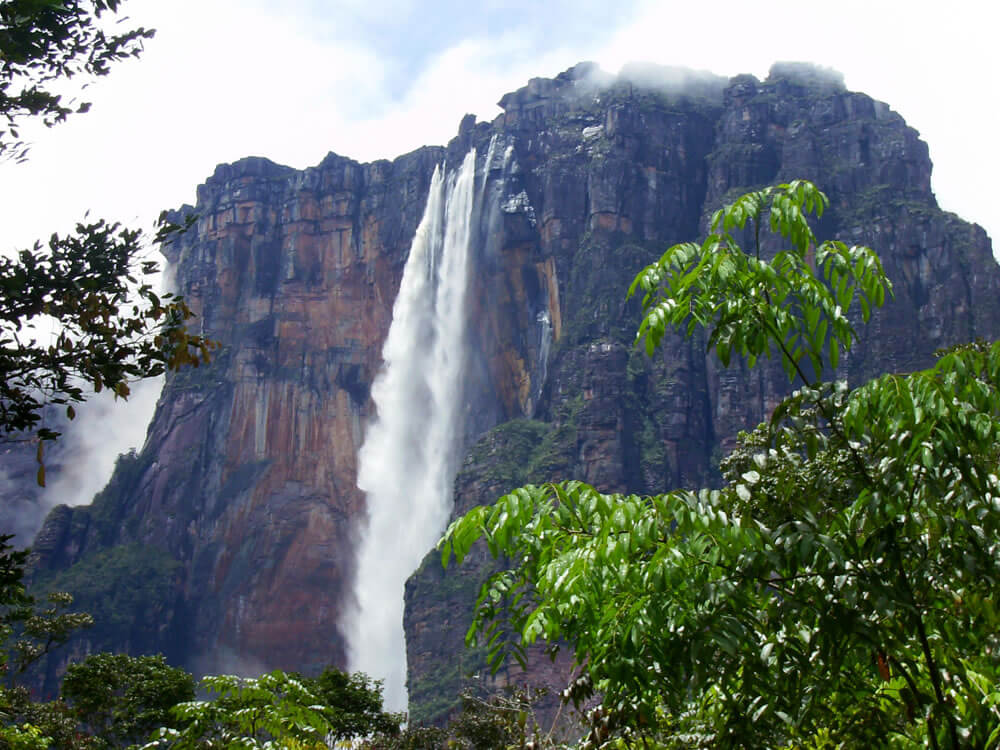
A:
1,0,998,512
1,0,998,254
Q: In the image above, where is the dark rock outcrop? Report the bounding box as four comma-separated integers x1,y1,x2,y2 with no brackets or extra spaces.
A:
23,62,1000,712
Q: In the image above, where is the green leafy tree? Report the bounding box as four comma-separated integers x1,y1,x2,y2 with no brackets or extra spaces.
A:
441,182,1000,748
0,535,92,676
143,668,403,749
1,3,212,746
1,689,100,750
0,215,215,482
0,534,96,749
363,686,562,750
0,0,153,162
304,667,402,742
1,0,215,478
60,653,195,748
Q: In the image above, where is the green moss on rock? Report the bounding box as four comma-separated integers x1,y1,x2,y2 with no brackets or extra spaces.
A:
458,419,552,490
34,543,181,653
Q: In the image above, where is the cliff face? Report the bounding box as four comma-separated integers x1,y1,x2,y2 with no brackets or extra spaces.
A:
30,148,446,685
27,62,1000,707
403,63,1000,722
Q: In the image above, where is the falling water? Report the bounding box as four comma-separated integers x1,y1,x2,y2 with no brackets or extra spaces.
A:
478,136,497,214
345,149,479,713
535,310,553,410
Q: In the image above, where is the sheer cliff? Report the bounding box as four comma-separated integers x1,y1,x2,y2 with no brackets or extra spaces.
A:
25,62,1000,707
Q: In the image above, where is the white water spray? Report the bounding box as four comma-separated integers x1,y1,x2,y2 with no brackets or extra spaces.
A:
478,136,497,214
535,310,553,409
345,149,479,713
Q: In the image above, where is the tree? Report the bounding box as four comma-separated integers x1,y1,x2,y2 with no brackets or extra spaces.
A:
0,0,153,162
0,534,92,676
0,534,96,749
60,653,195,748
305,667,403,741
363,686,558,750
0,217,215,475
0,3,212,745
143,668,404,749
441,182,1000,748
0,0,215,477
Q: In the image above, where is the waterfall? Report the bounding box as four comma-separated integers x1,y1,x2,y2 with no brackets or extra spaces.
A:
478,136,497,214
345,148,479,713
536,310,553,409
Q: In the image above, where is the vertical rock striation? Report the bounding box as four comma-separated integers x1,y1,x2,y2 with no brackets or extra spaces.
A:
30,148,447,688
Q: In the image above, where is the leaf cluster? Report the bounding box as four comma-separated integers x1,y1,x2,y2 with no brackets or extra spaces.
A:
1,0,215,483
0,535,92,677
441,182,1000,748
0,215,217,482
142,667,404,749
61,653,195,748
629,181,890,382
306,667,402,741
142,671,333,750
0,0,153,161
363,686,568,750
0,535,97,749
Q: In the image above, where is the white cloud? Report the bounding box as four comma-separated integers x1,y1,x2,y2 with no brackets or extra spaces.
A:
335,33,585,161
593,0,1000,249
4,0,994,251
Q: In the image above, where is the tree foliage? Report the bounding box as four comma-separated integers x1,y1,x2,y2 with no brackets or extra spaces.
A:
629,180,886,380
0,0,153,161
0,3,213,745
0,0,215,479
0,216,216,470
61,652,195,748
0,534,95,749
0,534,92,677
441,182,1000,748
364,686,563,750
143,668,403,749
306,667,403,741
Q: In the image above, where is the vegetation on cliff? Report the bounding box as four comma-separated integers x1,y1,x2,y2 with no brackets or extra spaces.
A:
442,182,1000,748
1,540,398,748
32,543,181,653
61,653,195,747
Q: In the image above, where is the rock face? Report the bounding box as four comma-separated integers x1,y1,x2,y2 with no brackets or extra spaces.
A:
403,62,1000,723
29,148,445,689
26,62,1000,709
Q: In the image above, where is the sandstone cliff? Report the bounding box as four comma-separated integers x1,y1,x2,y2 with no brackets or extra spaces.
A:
30,148,444,689
26,63,1000,711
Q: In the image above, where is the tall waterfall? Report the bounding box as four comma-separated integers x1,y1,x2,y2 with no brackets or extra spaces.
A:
345,149,480,713
535,310,553,410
